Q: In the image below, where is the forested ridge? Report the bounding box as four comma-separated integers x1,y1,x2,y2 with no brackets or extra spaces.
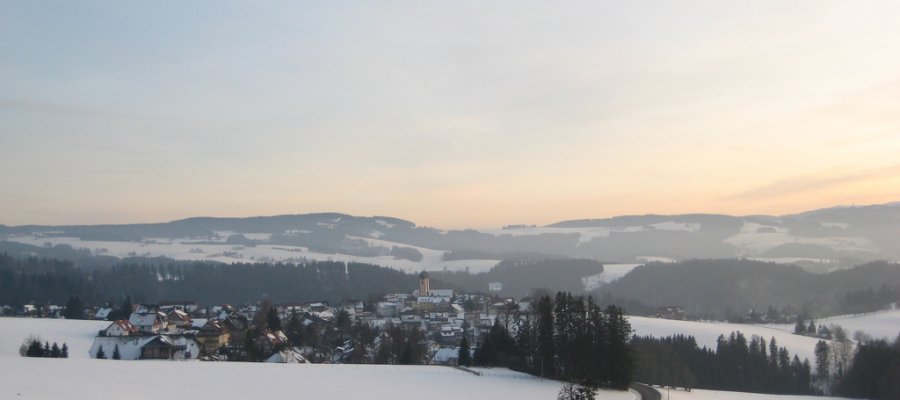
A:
599,259,900,319
0,253,600,306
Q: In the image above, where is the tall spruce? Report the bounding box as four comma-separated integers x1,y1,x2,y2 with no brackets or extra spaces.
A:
458,335,471,367
536,294,555,378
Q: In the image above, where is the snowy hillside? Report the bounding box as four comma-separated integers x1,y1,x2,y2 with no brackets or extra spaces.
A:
768,308,900,342
4,235,498,274
631,309,900,363
629,317,827,362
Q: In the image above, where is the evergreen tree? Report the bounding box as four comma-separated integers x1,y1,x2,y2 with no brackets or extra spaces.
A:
26,339,43,357
605,305,633,390
458,335,471,367
536,295,555,377
794,319,806,335
43,342,50,357
266,307,281,331
61,343,68,358
63,296,85,320
768,338,779,369
837,337,900,399
112,344,121,360
50,342,61,358
96,345,106,359
815,340,831,392
114,297,132,321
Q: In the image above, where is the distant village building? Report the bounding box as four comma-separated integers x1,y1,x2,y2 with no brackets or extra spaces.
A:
655,306,685,320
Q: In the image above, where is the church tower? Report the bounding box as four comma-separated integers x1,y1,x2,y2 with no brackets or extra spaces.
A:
418,271,430,297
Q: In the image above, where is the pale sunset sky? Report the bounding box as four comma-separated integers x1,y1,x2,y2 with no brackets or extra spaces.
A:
2,1,899,228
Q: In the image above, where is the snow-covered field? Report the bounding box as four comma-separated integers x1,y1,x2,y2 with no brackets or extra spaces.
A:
0,317,636,400
660,387,853,400
632,309,900,363
724,222,879,257
769,308,900,342
629,317,827,362
482,222,698,245
582,264,642,290
0,317,864,400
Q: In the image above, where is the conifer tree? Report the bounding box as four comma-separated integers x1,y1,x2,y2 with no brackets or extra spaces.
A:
794,319,806,335
267,307,281,332
112,344,121,360
458,335,471,367
61,343,68,358
64,296,85,320
26,339,43,357
96,345,106,359
815,340,831,392
536,295,555,377
50,342,61,358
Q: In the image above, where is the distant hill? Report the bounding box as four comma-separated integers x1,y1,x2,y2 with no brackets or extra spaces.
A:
597,259,900,319
2,202,899,268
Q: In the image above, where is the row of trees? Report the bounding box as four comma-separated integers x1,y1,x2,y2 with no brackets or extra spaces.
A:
837,334,900,400
20,337,69,358
633,333,812,395
468,292,633,391
0,253,425,306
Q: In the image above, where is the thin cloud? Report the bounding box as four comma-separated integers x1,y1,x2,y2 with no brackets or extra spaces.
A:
724,164,900,201
0,99,129,119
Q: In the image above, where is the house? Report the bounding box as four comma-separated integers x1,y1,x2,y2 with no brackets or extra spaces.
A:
89,335,200,360
655,306,685,320
159,301,199,314
431,347,468,366
129,310,168,334
265,348,308,364
255,329,289,357
102,320,138,337
166,309,192,331
139,335,200,360
197,319,231,354
140,336,177,359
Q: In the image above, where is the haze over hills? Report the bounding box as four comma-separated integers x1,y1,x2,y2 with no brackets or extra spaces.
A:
2,202,900,270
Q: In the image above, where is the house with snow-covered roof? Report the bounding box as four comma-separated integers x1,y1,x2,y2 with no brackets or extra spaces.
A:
129,310,167,334
166,309,192,331
101,320,138,337
89,334,200,360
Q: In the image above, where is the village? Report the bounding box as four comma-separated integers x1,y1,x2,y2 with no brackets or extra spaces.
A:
79,272,519,365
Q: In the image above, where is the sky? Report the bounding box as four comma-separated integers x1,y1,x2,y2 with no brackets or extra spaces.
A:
2,1,900,229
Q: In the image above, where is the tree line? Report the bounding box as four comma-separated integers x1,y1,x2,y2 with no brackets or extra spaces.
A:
0,253,426,306
632,332,812,395
466,292,634,393
0,252,608,308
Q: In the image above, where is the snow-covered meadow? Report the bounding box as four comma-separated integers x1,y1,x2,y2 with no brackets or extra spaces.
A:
659,387,853,400
0,315,877,400
769,308,900,342
629,317,827,362
0,317,637,400
631,308,900,363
